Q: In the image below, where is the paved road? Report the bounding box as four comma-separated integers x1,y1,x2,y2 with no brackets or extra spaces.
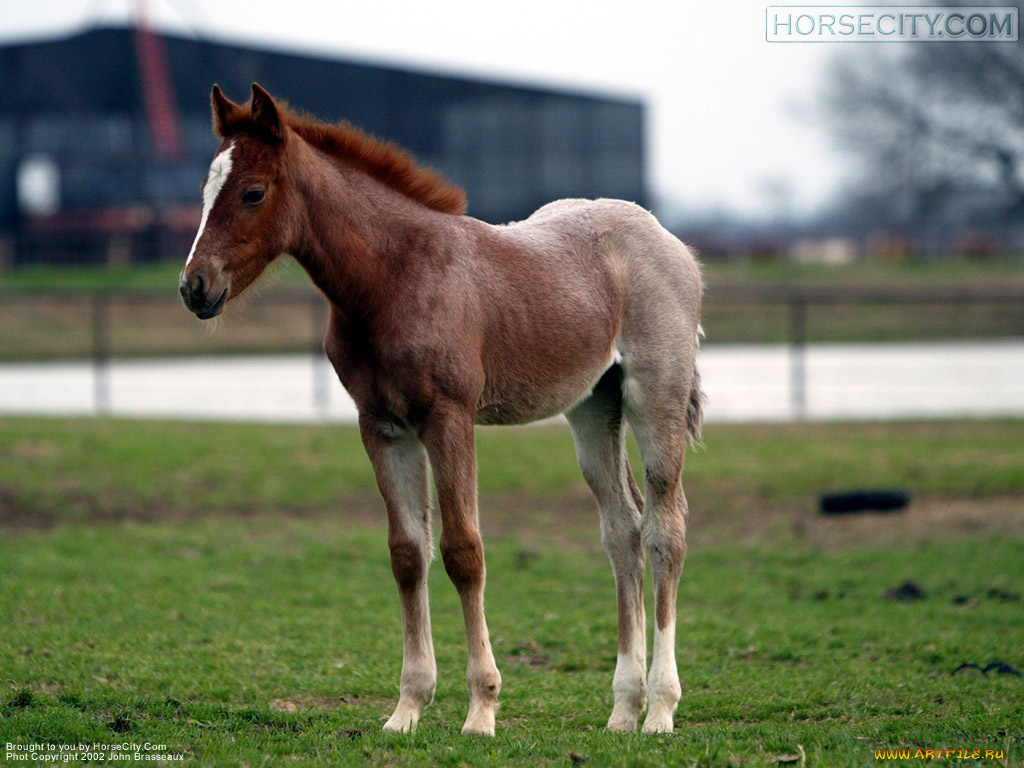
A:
1,341,1022,423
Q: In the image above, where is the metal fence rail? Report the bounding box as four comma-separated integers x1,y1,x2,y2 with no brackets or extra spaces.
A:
706,285,1024,420
1,285,1022,419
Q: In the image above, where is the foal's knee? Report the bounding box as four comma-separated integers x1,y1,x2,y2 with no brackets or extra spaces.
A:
440,532,485,591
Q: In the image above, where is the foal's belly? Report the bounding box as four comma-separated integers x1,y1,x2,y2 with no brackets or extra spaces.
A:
475,351,616,426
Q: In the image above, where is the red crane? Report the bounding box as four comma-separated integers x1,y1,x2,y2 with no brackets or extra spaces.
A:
132,0,184,160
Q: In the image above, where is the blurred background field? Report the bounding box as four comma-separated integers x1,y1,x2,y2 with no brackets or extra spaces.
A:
2,415,1024,536
1,257,1023,362
2,416,1023,541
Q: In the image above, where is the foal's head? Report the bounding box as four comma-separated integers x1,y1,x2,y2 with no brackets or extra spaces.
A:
180,84,294,319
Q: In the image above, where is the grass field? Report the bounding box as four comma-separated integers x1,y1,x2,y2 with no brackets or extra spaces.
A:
3,257,1024,295
2,417,1022,766
1,257,1023,360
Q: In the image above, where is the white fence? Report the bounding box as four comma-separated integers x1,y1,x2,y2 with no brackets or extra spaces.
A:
2,340,1023,423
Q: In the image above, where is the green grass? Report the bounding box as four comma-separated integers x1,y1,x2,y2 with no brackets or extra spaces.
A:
2,256,1023,295
1,257,1022,361
0,258,311,295
701,256,1024,290
0,261,184,294
2,417,1023,528
1,417,1022,765
2,518,1021,766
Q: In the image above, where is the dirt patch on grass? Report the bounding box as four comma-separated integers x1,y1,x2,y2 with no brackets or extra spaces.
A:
2,481,1021,551
0,487,382,533
268,695,366,712
792,495,1024,549
478,492,1024,550
480,491,1024,550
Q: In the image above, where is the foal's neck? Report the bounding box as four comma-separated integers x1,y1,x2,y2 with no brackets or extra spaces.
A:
288,138,446,315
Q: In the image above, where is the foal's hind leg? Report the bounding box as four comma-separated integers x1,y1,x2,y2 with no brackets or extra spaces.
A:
567,367,647,731
359,416,437,733
623,363,694,734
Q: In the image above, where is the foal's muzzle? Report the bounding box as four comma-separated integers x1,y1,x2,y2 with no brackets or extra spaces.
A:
180,272,227,319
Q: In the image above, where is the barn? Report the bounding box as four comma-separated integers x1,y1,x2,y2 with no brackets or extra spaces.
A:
0,26,645,266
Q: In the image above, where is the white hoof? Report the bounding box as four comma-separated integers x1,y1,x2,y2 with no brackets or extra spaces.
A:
461,704,496,736
382,703,421,733
606,706,640,732
641,711,674,733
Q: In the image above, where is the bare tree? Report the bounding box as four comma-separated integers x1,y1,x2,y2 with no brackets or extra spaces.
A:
822,32,1024,251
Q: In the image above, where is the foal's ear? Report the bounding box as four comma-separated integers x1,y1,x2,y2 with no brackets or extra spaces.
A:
211,84,242,138
251,83,284,141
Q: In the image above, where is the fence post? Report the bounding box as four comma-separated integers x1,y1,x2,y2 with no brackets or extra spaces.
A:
92,293,110,413
310,296,329,416
788,296,807,420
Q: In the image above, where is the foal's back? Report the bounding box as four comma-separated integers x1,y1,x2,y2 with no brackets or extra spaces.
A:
461,197,702,426
489,197,701,326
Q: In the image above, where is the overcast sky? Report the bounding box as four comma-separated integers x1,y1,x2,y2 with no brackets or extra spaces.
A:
2,0,843,219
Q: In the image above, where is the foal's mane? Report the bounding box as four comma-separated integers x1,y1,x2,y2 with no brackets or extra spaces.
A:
226,101,467,216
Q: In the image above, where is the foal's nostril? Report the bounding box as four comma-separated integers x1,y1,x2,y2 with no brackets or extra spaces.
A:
193,273,206,303
179,272,207,309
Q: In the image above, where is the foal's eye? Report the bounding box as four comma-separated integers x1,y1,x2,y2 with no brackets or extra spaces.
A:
242,186,266,206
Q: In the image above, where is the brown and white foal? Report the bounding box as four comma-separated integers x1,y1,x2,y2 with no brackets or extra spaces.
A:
180,84,703,736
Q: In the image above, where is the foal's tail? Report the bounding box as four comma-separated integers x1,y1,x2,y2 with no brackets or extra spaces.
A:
686,365,705,450
685,321,706,449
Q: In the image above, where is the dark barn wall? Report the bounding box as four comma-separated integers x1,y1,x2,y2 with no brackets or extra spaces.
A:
0,27,645,264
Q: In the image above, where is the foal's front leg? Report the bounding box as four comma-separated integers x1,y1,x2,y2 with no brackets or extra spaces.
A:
359,417,437,733
422,405,502,736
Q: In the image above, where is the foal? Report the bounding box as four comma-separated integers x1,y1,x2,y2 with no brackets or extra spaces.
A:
180,84,703,736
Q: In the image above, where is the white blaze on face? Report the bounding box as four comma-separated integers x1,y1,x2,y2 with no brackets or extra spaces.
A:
185,140,236,266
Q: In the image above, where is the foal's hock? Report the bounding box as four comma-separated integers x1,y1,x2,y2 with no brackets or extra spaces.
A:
180,83,704,735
